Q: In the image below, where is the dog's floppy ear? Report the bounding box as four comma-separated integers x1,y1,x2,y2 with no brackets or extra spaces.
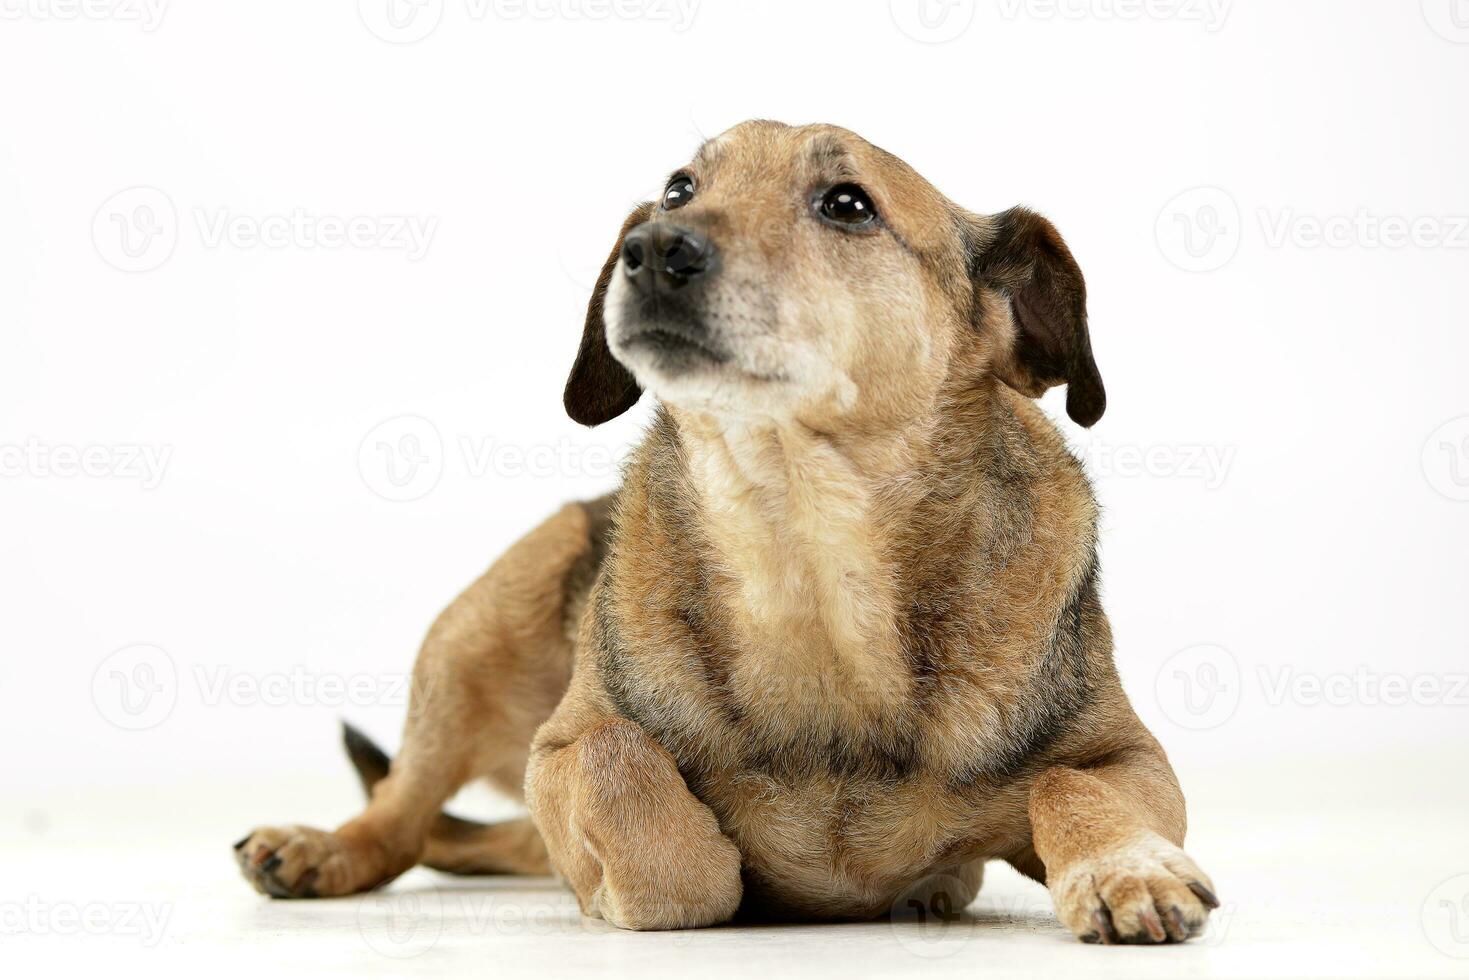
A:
969,207,1106,427
564,202,655,426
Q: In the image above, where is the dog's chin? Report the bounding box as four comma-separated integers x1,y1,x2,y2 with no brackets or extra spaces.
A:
615,322,730,378
609,310,793,417
616,338,779,417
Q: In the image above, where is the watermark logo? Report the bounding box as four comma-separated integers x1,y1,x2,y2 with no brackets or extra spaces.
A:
889,0,975,43
355,416,626,501
92,188,437,272
1422,417,1469,502
889,873,979,957
354,888,618,956
1158,652,1467,730
93,654,429,730
359,0,699,43
192,208,437,260
358,415,445,503
996,0,1230,31
358,888,444,959
1160,191,1469,271
1081,439,1236,489
193,665,425,710
0,897,171,946
0,438,173,489
1156,186,1241,273
1258,209,1469,250
92,644,178,731
1423,873,1469,958
1154,643,1240,730
488,0,698,30
0,0,168,30
358,0,445,42
1191,900,1238,946
1258,666,1468,709
1422,0,1469,43
92,186,177,273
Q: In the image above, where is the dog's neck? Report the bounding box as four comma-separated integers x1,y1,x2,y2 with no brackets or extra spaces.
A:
671,407,936,702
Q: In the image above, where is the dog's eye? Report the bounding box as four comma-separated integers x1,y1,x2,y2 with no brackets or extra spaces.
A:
662,175,694,211
820,184,876,226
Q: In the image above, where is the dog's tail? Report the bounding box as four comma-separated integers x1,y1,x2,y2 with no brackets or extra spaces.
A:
341,722,550,876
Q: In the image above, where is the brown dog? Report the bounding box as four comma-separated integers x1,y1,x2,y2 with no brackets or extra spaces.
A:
234,120,1218,944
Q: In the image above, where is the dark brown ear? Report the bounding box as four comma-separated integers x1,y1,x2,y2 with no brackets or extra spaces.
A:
564,202,655,426
970,207,1106,427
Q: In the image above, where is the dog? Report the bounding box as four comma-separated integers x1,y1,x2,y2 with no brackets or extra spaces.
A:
234,120,1218,944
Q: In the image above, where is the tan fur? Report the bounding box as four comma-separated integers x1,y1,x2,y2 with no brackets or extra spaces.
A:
235,121,1216,945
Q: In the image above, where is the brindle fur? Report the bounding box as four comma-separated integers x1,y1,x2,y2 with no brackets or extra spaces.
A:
235,120,1217,945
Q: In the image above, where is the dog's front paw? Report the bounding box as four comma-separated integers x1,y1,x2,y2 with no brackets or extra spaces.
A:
1049,831,1219,945
233,825,392,899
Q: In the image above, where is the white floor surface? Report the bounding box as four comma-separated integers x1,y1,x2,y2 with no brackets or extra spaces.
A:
6,760,1468,979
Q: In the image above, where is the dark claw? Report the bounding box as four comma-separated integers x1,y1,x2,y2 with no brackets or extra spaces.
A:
1080,932,1100,944
1166,906,1190,941
1139,908,1168,943
1092,908,1120,945
1188,882,1220,909
233,835,250,851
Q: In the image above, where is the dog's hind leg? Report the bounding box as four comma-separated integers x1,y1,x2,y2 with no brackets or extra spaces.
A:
234,499,609,898
342,723,551,876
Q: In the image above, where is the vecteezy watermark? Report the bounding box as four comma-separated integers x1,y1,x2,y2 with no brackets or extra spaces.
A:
92,187,178,273
193,665,424,710
358,415,444,502
356,886,611,957
1424,873,1469,958
1258,209,1469,251
359,887,445,959
358,0,445,43
1080,439,1236,489
92,644,178,731
1154,643,1241,730
357,414,626,502
0,0,168,30
1422,0,1469,43
0,897,172,947
1155,187,1242,273
889,0,976,43
1158,187,1469,272
193,208,436,260
1257,666,1469,709
357,0,699,43
1157,647,1469,731
0,438,173,489
995,0,1231,31
92,187,437,272
1423,417,1469,502
888,873,980,957
92,645,434,731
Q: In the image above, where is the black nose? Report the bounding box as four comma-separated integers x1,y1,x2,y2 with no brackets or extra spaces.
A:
621,223,714,290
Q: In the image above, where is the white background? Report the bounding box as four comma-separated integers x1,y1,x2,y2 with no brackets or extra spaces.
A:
2,1,1467,977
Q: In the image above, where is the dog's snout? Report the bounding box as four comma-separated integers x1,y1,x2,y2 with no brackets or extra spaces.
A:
622,224,714,290
662,231,709,276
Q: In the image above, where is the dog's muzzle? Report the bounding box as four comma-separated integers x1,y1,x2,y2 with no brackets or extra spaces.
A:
615,223,728,367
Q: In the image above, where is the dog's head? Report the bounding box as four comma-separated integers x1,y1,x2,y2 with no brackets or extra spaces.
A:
564,120,1104,432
